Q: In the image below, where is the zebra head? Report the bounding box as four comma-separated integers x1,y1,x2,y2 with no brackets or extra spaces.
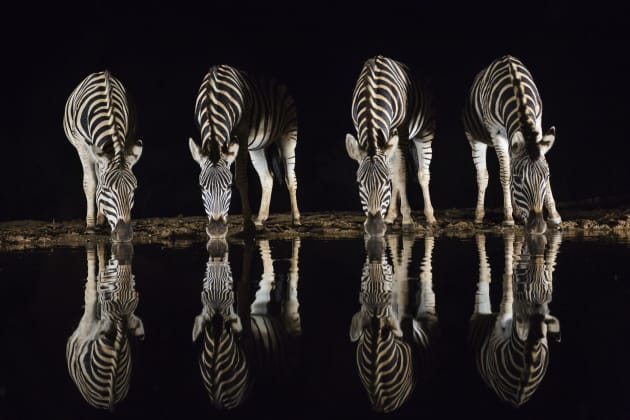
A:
93,142,143,242
346,134,398,237
510,127,556,234
189,138,239,239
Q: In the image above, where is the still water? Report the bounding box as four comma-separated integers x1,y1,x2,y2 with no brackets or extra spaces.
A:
0,233,629,419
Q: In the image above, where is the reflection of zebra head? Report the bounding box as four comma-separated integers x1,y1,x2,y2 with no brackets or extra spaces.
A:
510,127,556,235
94,144,142,242
66,243,144,409
346,135,399,237
470,233,561,407
193,239,249,410
350,237,413,413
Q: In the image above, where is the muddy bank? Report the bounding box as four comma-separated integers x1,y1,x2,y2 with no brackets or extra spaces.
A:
2,207,630,251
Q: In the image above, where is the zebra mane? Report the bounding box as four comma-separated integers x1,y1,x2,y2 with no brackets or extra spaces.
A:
102,70,125,159
506,58,540,160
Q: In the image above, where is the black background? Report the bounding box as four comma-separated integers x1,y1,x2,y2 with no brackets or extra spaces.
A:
3,1,628,222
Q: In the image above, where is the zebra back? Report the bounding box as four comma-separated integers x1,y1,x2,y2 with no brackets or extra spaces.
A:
463,55,543,152
66,243,143,410
64,71,138,159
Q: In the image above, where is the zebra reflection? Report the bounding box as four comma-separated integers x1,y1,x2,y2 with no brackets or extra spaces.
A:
350,235,438,413
193,238,301,409
469,232,562,406
66,242,144,409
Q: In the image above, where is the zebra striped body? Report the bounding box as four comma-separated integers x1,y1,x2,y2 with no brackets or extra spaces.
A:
468,233,561,407
189,65,301,239
463,56,561,234
192,238,301,409
346,55,436,236
66,243,144,409
350,236,438,413
63,71,143,241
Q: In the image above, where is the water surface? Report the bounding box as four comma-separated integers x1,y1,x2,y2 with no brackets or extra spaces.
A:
1,234,628,419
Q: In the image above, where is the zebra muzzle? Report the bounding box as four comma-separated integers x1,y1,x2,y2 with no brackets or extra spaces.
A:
112,220,133,242
365,212,386,237
526,211,547,235
206,217,228,238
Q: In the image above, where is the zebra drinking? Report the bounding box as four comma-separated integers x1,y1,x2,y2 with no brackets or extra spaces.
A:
192,238,302,409
66,242,144,410
188,65,301,239
350,235,438,413
346,55,436,236
463,56,561,234
63,71,143,242
468,232,562,406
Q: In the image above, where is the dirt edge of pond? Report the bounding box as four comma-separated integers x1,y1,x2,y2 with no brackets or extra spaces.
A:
2,207,630,251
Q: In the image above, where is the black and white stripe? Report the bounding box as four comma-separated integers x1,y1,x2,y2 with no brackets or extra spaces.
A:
189,65,301,239
463,55,561,234
66,243,144,409
346,55,436,237
63,71,143,241
469,233,561,407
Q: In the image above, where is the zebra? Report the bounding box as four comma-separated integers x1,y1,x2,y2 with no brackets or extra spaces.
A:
188,65,301,239
346,55,436,237
192,238,301,409
350,235,438,413
66,242,144,410
463,55,561,234
63,71,143,242
468,232,561,407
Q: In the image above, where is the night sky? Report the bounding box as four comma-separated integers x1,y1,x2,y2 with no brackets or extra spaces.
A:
3,2,628,222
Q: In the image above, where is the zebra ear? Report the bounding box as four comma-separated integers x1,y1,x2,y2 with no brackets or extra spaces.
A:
128,315,145,340
189,137,204,165
345,133,363,162
192,314,206,342
127,140,143,168
350,311,368,342
225,141,240,165
546,316,561,343
540,126,556,155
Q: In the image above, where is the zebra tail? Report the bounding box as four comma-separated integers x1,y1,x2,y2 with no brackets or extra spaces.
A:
265,145,285,186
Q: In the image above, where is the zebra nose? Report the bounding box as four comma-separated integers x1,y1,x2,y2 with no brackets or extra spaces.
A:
526,211,547,235
112,219,133,242
206,217,228,238
365,212,386,237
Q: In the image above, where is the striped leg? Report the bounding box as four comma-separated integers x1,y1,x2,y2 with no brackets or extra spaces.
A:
411,133,436,224
235,142,254,232
284,238,301,335
467,137,489,224
249,149,273,228
493,138,514,226
475,234,492,314
544,179,562,227
387,148,414,230
77,149,98,233
278,133,301,226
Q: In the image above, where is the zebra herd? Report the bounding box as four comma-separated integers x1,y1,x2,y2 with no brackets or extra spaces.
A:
63,54,561,241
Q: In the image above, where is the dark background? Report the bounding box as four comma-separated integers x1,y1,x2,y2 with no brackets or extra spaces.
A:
2,1,628,222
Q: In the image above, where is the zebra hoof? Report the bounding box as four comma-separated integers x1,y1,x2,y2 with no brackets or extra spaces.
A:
547,218,562,230
84,228,95,235
501,220,515,227
402,223,415,233
292,219,302,227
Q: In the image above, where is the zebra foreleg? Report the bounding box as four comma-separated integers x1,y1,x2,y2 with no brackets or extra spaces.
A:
411,135,436,224
468,138,489,224
388,148,414,231
78,150,98,234
278,133,301,226
249,149,273,228
544,179,562,228
494,140,515,226
235,144,255,234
